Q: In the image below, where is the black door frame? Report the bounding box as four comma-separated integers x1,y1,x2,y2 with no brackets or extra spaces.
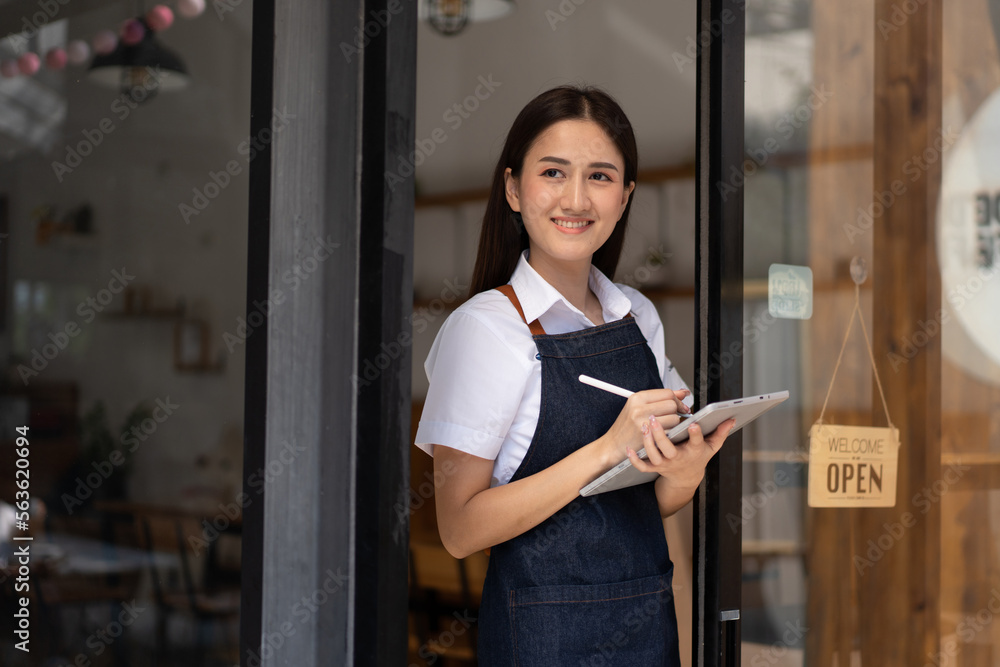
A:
240,1,743,665
241,0,415,664
693,1,746,666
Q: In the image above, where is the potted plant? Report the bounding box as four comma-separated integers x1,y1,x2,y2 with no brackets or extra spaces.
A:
77,400,154,504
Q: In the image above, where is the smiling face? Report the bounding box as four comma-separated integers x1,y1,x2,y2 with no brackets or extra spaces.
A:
504,119,635,279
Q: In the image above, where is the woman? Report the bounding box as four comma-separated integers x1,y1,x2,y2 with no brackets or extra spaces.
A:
414,85,734,665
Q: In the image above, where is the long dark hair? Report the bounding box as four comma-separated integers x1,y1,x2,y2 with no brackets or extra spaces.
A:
468,85,639,295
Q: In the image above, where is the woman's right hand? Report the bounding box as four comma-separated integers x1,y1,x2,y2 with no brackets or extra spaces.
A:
433,388,692,559
598,388,692,463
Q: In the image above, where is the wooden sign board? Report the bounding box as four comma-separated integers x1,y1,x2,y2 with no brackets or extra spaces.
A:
808,424,900,507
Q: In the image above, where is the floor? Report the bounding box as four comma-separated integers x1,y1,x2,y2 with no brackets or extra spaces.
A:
0,605,239,667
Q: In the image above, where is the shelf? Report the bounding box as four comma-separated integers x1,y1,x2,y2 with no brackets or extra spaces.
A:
174,361,226,375
745,279,768,300
941,452,1000,466
102,308,185,320
98,310,225,375
38,230,99,249
743,450,809,463
743,539,805,556
640,285,696,300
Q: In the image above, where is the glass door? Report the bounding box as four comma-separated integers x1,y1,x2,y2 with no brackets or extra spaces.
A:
739,2,816,663
741,0,1000,664
0,3,251,665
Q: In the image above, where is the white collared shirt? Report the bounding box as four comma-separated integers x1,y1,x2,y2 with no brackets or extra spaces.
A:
414,251,690,486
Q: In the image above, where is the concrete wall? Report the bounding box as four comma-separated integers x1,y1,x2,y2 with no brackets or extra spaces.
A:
0,2,251,508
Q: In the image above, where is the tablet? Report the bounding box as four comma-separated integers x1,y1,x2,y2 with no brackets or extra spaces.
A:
579,390,790,497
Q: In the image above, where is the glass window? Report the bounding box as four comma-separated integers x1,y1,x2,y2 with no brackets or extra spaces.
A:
744,1,1000,664
0,3,251,664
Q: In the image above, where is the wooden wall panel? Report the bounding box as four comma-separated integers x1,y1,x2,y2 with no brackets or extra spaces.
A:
866,0,943,662
805,0,946,664
939,2,1000,664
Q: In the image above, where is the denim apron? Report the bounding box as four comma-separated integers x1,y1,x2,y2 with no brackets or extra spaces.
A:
478,285,680,666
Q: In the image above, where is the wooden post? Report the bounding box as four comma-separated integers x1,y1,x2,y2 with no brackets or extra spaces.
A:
804,1,943,664
803,1,876,662
866,0,943,664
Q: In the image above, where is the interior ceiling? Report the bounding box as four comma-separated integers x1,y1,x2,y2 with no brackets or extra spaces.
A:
0,0,808,190
415,0,812,196
415,0,699,196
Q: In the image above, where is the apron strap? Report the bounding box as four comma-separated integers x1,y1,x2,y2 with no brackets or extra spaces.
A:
495,284,546,336
495,284,635,336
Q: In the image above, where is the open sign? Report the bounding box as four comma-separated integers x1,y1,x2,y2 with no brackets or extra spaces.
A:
808,424,900,507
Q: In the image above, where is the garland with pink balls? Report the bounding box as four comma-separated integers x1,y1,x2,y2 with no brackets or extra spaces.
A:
1,0,207,79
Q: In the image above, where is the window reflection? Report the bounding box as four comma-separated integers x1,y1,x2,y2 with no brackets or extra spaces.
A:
0,2,250,665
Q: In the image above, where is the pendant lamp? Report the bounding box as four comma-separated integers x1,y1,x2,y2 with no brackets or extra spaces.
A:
88,18,189,104
420,0,514,36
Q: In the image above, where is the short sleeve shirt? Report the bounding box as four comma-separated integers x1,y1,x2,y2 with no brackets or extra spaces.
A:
414,251,690,486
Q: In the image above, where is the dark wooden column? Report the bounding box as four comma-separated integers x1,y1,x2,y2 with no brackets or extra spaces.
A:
693,1,745,665
802,0,875,662
242,1,415,665
866,0,942,663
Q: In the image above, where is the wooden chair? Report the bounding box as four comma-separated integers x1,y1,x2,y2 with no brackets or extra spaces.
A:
408,405,489,665
135,511,240,666
23,512,144,664
408,534,489,666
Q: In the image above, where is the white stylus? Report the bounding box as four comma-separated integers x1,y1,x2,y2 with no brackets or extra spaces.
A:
578,374,635,398
578,374,693,418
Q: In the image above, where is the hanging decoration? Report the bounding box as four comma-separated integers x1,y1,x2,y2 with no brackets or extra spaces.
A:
0,1,206,80
807,258,900,508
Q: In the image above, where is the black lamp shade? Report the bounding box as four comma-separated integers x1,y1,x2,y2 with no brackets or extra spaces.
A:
88,21,189,101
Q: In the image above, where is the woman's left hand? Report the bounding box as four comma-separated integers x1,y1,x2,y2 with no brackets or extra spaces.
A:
626,416,736,516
